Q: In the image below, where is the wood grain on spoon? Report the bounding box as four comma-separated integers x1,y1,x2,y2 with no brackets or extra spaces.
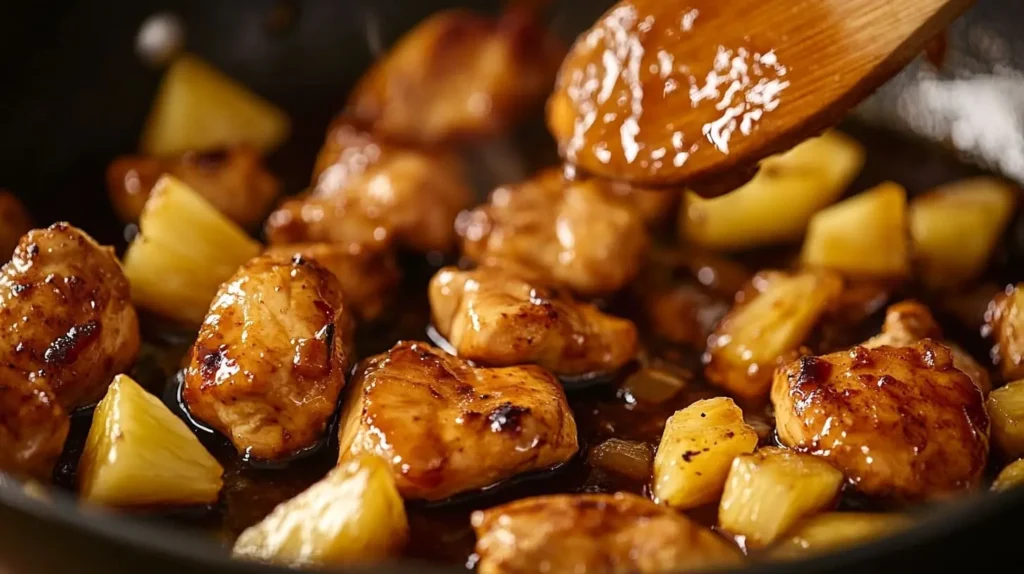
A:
547,0,975,192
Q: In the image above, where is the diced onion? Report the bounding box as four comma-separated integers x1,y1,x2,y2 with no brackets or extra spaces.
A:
588,439,654,481
621,368,688,404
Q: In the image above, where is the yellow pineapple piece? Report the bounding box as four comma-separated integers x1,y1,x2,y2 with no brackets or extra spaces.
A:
801,182,909,278
123,175,261,324
141,54,290,156
681,131,864,251
78,374,223,506
987,380,1024,458
910,177,1016,289
718,447,843,549
233,454,408,567
992,458,1024,492
705,270,843,400
653,397,759,510
769,512,911,559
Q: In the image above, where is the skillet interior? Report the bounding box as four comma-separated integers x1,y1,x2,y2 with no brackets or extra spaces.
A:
2,0,1024,572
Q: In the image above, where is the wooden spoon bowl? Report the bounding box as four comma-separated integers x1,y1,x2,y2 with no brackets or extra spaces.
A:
547,0,976,192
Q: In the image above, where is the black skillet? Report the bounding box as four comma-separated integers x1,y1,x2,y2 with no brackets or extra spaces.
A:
2,0,1024,572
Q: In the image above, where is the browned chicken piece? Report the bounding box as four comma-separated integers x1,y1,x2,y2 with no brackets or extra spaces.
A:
106,147,280,228
863,300,991,394
644,283,729,347
0,190,32,258
337,341,578,501
0,369,69,480
0,223,139,410
985,284,1024,381
471,492,742,574
705,270,844,401
265,121,473,253
812,281,891,353
264,243,399,322
429,266,637,377
183,253,354,461
772,341,989,500
458,168,649,296
603,180,677,226
346,7,563,145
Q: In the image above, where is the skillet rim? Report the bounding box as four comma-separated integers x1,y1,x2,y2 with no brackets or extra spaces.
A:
2,471,1021,573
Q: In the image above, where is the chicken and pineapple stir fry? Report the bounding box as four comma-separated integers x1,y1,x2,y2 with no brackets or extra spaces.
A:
5,4,1024,573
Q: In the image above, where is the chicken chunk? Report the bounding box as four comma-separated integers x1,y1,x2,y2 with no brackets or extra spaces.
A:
0,369,69,480
429,266,638,377
458,168,648,296
471,492,741,574
863,300,991,394
265,121,472,253
0,223,139,410
345,7,562,145
0,190,31,258
602,179,677,226
337,341,578,501
264,243,399,322
644,282,729,347
106,147,280,228
183,253,354,461
772,341,989,500
985,284,1024,381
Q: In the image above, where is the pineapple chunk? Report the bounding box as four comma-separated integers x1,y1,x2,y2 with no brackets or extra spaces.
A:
987,380,1024,458
769,512,911,559
910,177,1017,289
123,175,261,324
705,270,843,400
681,131,864,251
78,374,223,506
718,447,843,549
141,55,290,157
801,182,909,278
653,397,759,510
992,458,1024,492
233,454,408,567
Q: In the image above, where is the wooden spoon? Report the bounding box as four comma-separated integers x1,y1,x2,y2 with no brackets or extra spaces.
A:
547,0,975,193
